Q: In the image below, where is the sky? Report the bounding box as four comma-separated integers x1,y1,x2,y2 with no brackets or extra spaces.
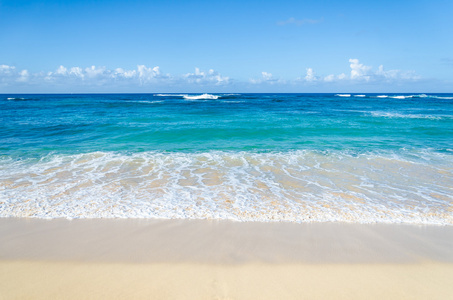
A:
0,0,452,93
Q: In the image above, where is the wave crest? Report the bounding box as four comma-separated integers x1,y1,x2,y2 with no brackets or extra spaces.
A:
183,94,220,100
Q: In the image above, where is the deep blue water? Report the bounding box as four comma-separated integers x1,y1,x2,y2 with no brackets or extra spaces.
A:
1,93,452,156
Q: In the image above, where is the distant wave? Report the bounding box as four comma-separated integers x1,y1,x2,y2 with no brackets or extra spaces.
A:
183,94,220,100
6,97,28,101
409,94,453,100
372,94,453,100
354,95,366,97
431,95,453,100
154,93,220,100
335,94,351,97
370,111,442,120
154,94,188,97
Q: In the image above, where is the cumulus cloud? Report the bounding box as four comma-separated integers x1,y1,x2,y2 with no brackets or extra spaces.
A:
0,64,229,90
17,70,29,82
317,59,419,83
184,68,230,85
0,64,16,75
277,17,323,26
261,72,273,81
0,59,421,92
349,58,372,81
0,65,31,84
84,66,107,78
375,65,420,81
304,68,317,82
250,71,284,84
254,58,420,87
42,64,167,86
114,67,136,79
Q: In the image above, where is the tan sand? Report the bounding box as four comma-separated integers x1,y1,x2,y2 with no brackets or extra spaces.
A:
1,261,452,300
0,218,452,299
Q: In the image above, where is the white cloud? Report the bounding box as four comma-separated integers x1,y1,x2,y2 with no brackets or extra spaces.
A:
324,73,347,82
0,64,29,84
304,68,317,82
42,64,166,85
375,65,420,81
338,73,347,80
69,67,84,78
84,65,106,78
349,58,372,81
261,71,273,81
0,64,16,75
295,68,321,83
56,65,68,75
250,71,285,84
38,65,228,88
0,59,422,92
47,65,85,80
17,70,29,82
314,59,419,83
277,17,323,26
323,74,335,82
252,59,419,88
184,68,230,85
114,68,136,79
137,65,161,83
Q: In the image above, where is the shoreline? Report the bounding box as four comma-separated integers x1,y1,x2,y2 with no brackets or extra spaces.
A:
1,218,452,299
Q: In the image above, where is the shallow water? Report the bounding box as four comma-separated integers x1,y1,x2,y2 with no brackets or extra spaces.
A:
1,93,452,223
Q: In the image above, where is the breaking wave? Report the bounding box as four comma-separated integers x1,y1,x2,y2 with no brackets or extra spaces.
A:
183,94,220,100
1,150,451,224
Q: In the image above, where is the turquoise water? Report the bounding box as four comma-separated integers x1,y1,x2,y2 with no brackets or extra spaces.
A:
1,93,452,223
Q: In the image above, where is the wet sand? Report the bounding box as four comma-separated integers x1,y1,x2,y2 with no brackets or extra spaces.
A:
1,218,452,299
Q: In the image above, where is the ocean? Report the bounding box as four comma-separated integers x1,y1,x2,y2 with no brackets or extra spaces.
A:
1,93,452,224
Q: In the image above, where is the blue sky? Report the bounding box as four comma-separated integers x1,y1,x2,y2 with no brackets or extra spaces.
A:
1,0,452,93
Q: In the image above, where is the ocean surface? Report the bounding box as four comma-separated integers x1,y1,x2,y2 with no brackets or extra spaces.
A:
1,93,452,224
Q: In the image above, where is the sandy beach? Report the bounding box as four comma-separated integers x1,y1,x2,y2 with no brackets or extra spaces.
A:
1,218,452,299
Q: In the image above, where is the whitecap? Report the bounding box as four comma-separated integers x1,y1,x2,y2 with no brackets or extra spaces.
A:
390,95,412,99
6,97,26,100
431,96,453,100
335,94,351,97
370,111,442,120
183,94,220,100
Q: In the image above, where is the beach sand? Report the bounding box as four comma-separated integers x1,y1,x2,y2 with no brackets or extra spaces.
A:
1,218,452,299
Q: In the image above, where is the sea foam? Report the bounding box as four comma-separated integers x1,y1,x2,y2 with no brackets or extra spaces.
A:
1,150,451,224
370,111,443,120
183,94,220,100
